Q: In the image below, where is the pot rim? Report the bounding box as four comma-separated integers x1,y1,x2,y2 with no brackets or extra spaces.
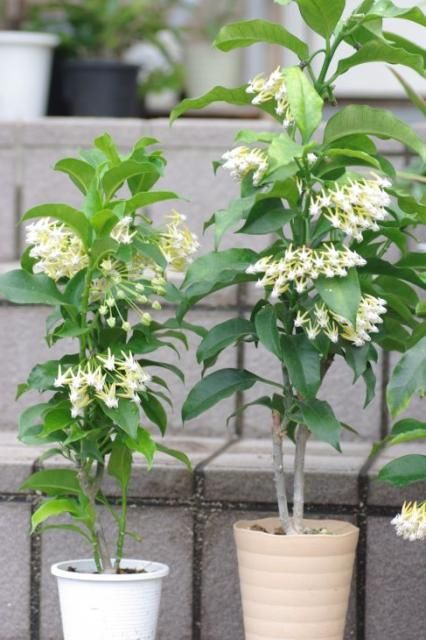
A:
0,31,59,47
51,558,169,582
234,517,359,538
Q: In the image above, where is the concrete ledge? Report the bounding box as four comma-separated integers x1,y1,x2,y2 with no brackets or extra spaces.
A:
368,441,426,506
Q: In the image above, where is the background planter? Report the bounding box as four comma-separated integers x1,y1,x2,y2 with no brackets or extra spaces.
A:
234,517,359,640
183,40,241,107
62,59,140,117
51,558,169,640
0,31,58,120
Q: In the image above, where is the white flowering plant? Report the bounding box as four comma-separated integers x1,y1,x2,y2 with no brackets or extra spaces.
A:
0,134,200,572
171,0,426,534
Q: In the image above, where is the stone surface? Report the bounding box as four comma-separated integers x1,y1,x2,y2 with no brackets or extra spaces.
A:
0,502,32,640
204,439,370,505
365,517,426,640
0,431,43,493
40,506,193,640
368,441,426,506
0,150,18,260
201,510,357,640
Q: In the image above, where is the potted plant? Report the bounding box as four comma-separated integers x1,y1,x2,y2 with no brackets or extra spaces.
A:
29,0,181,117
171,0,426,637
0,0,58,119
0,133,199,639
181,0,243,101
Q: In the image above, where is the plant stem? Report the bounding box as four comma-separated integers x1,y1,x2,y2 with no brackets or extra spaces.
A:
293,425,310,534
271,410,294,534
115,487,128,569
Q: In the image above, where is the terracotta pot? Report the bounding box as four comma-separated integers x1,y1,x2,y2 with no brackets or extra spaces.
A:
234,517,359,640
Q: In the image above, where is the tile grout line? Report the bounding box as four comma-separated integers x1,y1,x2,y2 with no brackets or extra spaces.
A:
29,459,43,640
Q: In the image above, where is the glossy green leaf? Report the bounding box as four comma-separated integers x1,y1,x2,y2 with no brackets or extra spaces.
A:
196,318,255,364
102,161,159,200
365,1,426,27
108,439,132,491
255,305,282,359
324,105,426,162
101,399,140,439
268,132,305,171
94,133,121,166
281,334,321,399
0,270,65,306
123,191,181,214
214,196,255,247
170,86,280,123
238,199,296,234
316,269,361,326
387,337,426,417
140,394,167,435
299,398,341,450
182,369,261,421
90,237,119,268
336,40,425,79
32,498,80,532
139,359,184,383
296,0,345,38
390,68,426,115
214,19,308,59
18,403,50,443
21,204,92,248
20,469,81,495
55,158,95,195
378,454,426,486
90,210,119,236
283,67,324,142
126,429,156,468
155,443,192,470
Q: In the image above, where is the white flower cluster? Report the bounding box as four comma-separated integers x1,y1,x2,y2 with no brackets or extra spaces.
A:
247,244,367,296
90,256,164,331
111,216,137,245
246,66,294,127
222,146,268,186
26,219,89,281
160,210,200,271
54,350,151,417
295,295,387,346
309,175,391,241
391,501,426,541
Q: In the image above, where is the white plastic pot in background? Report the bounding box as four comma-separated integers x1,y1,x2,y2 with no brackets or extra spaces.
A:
51,558,169,640
183,40,241,109
0,31,58,120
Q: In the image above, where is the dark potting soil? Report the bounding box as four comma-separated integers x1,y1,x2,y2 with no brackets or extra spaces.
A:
67,566,147,575
249,524,333,535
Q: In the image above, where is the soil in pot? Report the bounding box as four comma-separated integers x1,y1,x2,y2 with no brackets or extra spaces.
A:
62,59,140,117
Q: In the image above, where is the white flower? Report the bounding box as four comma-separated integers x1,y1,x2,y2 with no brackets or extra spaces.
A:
246,66,294,126
111,216,137,245
159,210,199,272
391,502,426,541
222,146,268,186
97,348,116,371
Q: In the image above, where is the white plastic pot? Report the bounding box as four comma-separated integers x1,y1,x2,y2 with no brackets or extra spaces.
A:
51,558,169,640
183,40,241,107
0,31,58,120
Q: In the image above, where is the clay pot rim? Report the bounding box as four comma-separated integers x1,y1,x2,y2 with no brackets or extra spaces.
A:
234,517,359,539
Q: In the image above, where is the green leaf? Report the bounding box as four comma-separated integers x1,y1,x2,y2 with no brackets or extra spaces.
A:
296,0,345,39
155,443,192,470
238,199,296,234
388,418,426,446
27,360,62,391
281,334,321,399
170,85,280,123
324,105,426,162
90,237,119,268
387,337,426,417
359,258,426,289
55,158,95,195
282,67,324,142
21,204,92,248
31,498,80,532
213,196,255,247
140,393,167,435
378,454,426,487
108,439,132,491
214,19,308,59
335,40,425,79
18,403,50,443
182,369,260,421
124,191,181,214
102,161,160,200
20,469,81,495
196,318,255,364
324,148,381,169
0,270,65,305
90,210,118,236
139,359,184,383
126,429,156,468
316,269,361,326
43,406,73,434
344,343,371,381
94,133,121,166
365,1,426,28
101,399,140,439
390,68,426,116
255,305,282,359
299,399,342,450
362,363,376,407
267,132,305,171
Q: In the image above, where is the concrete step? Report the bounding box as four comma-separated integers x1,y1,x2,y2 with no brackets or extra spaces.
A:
0,432,424,640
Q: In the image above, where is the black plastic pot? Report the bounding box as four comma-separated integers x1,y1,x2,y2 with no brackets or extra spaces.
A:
62,59,140,117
